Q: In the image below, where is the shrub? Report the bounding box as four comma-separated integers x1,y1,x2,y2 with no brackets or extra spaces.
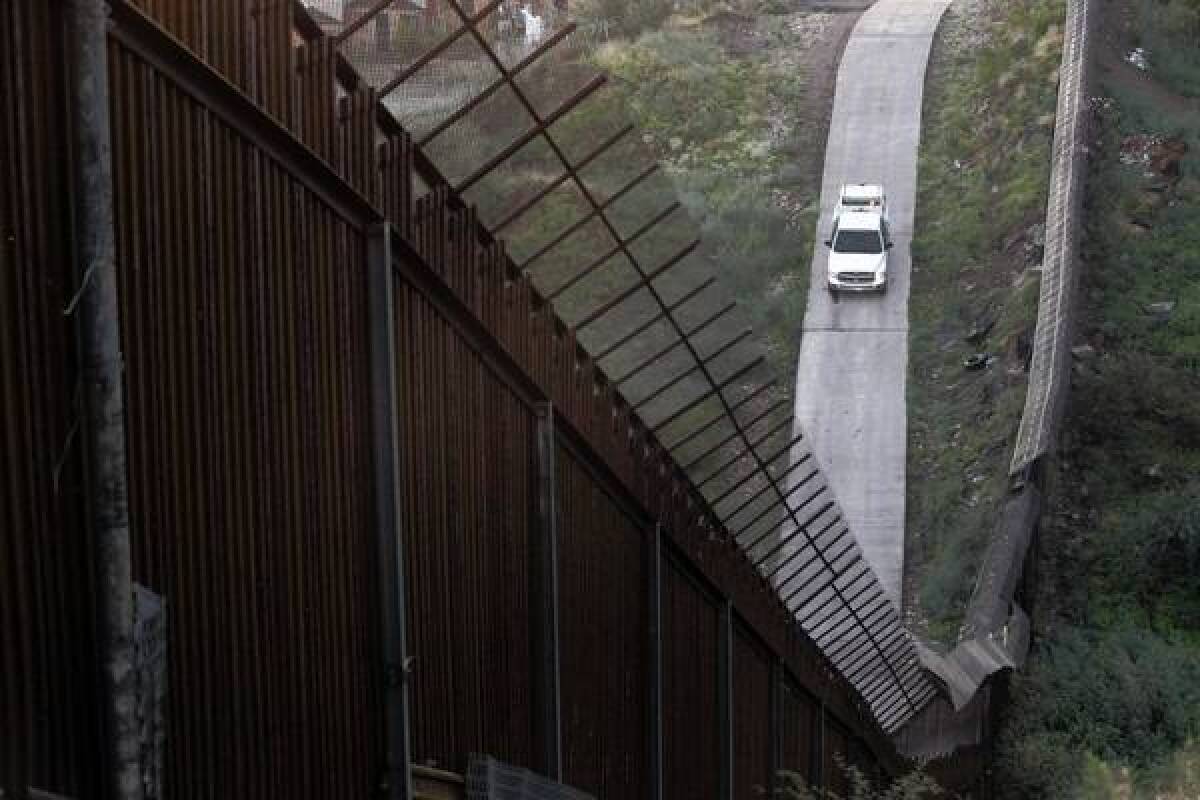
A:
572,0,674,40
992,0,1200,794
997,627,1200,796
1088,490,1200,631
774,766,941,800
593,30,775,174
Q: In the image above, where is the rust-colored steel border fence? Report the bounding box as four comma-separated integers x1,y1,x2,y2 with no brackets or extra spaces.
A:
317,0,935,731
2,0,911,797
386,197,900,790
109,27,383,795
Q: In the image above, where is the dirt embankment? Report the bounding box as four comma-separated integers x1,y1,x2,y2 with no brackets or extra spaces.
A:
762,3,863,211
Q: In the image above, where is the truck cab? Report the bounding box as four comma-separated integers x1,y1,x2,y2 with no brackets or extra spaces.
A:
825,210,892,292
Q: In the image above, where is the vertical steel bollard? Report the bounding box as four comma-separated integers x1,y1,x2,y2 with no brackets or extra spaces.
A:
647,523,663,800
367,223,414,800
814,700,826,791
718,601,734,800
770,660,782,797
532,402,563,779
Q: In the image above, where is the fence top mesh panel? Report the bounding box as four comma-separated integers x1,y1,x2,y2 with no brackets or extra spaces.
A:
303,0,935,730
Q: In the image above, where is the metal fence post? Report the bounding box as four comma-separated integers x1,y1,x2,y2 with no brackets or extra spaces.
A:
814,700,826,791
770,660,782,796
647,524,663,800
532,402,563,780
367,223,413,800
719,601,733,800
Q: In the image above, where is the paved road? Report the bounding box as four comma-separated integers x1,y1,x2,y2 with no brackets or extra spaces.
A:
793,0,951,608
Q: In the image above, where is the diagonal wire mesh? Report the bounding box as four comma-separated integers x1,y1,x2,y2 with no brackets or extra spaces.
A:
307,0,937,731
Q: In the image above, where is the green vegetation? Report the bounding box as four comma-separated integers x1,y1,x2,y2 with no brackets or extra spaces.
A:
905,0,1064,643
573,0,674,39
504,12,816,379
775,765,942,799
1132,0,1200,97
993,0,1200,795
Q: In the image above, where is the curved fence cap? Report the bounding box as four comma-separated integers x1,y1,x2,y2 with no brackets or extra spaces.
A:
307,0,937,732
1010,0,1092,475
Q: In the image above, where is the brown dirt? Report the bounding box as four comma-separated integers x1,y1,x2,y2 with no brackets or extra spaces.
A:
762,6,863,213
792,9,861,187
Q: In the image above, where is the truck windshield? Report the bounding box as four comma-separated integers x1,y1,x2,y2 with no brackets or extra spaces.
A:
833,230,883,254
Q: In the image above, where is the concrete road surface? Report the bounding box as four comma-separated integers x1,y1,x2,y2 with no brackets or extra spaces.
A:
793,0,951,608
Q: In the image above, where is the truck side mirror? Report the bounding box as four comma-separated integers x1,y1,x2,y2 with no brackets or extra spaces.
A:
824,239,832,248
886,241,894,249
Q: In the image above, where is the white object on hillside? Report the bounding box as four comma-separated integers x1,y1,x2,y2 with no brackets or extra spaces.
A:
1126,47,1149,71
521,6,544,45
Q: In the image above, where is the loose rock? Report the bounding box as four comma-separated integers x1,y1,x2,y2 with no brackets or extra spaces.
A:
964,353,990,371
1145,300,1175,321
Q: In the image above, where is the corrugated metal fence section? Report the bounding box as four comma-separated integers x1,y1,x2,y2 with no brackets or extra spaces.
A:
394,276,537,769
1,0,910,796
107,15,383,799
555,443,649,797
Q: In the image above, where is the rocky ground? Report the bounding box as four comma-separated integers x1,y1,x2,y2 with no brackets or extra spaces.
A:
762,3,863,221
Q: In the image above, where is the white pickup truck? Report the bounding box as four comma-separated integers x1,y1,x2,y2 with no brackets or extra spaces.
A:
825,184,892,292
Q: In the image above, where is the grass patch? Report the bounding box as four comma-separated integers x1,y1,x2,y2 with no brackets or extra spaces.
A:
535,20,816,379
905,0,1063,643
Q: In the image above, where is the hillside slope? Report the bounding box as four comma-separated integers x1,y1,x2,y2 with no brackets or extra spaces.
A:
993,0,1200,795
